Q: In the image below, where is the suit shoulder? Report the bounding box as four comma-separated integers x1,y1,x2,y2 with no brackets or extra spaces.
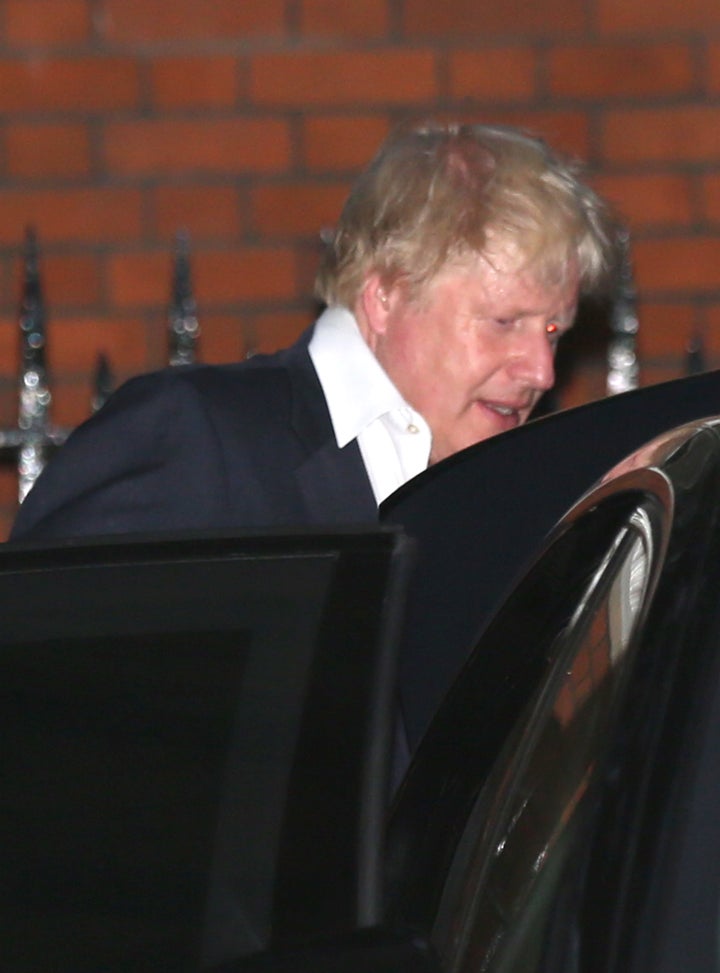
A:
84,333,319,454
109,347,299,413
171,356,296,415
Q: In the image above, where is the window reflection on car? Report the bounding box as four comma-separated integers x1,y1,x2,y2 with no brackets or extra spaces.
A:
433,505,655,973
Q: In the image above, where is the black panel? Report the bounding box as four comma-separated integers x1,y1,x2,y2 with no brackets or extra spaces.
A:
0,528,413,972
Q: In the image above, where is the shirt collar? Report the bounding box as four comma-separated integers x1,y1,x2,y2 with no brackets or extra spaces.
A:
308,306,414,448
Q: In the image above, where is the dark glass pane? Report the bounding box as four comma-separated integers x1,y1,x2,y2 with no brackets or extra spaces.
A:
1,631,247,972
435,509,654,973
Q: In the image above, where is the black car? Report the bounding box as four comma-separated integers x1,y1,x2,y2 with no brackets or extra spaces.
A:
4,370,720,972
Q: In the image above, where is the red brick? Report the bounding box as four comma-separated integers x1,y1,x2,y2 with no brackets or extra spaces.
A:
196,314,248,364
0,378,18,416
449,48,536,101
104,118,290,176
635,302,698,358
150,56,239,110
0,319,19,373
6,122,91,179
597,0,720,32
556,362,607,409
297,241,326,302
0,378,21,427
592,173,694,228
38,254,104,308
193,248,298,304
648,362,704,386
0,58,139,113
699,305,720,359
0,258,12,309
0,464,18,511
549,43,694,98
405,0,586,35
108,247,298,308
633,237,720,293
0,510,17,541
98,0,287,41
706,43,720,94
51,380,109,430
0,467,20,507
0,189,144,244
51,374,165,430
300,0,389,37
50,316,150,372
151,186,241,241
0,475,20,516
251,182,351,238
106,252,172,308
248,310,314,355
251,50,437,106
603,107,720,164
701,174,720,223
5,0,91,45
303,115,391,172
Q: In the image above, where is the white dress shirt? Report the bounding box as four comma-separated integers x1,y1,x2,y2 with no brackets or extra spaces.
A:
308,306,432,505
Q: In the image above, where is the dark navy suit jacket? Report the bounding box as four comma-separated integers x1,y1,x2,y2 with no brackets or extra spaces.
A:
10,331,377,542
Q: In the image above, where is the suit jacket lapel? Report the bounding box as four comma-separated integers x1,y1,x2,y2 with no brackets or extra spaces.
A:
284,332,377,524
296,437,377,523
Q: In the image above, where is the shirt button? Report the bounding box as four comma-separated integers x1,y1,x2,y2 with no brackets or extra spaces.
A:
407,423,419,434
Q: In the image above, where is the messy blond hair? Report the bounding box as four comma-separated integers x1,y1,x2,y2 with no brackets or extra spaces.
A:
315,121,619,308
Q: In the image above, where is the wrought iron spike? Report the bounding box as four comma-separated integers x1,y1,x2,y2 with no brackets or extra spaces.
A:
168,230,200,367
92,352,115,413
17,226,54,502
686,330,707,377
606,227,640,396
19,226,47,376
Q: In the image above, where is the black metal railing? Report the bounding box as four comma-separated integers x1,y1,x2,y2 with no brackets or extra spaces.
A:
0,229,199,502
5,226,699,506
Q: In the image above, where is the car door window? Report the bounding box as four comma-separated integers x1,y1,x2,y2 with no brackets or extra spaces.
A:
432,506,656,973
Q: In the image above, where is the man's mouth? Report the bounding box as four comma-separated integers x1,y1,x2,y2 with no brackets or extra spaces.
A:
488,403,518,417
483,400,527,420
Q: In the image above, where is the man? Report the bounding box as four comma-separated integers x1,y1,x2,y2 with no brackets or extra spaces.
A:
10,121,617,542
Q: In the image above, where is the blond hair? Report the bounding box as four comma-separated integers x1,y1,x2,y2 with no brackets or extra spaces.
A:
315,121,619,307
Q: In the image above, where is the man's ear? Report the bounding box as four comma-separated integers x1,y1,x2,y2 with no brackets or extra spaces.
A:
358,272,392,339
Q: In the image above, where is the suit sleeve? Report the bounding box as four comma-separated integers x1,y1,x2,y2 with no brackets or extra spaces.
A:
9,370,230,543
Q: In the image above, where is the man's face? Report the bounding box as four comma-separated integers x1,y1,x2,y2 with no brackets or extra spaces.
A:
361,252,579,464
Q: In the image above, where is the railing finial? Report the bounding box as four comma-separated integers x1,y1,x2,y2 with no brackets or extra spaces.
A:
168,229,200,367
17,225,54,502
606,227,640,396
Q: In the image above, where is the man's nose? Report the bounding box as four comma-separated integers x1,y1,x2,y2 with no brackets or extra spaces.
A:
509,327,556,391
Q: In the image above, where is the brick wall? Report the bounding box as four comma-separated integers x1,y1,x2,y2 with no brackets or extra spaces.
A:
0,0,718,534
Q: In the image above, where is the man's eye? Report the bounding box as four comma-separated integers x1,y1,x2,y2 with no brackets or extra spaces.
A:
545,322,563,345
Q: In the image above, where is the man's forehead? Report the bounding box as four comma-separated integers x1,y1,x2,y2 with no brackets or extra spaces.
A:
399,244,579,314
462,250,579,306
478,228,581,293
